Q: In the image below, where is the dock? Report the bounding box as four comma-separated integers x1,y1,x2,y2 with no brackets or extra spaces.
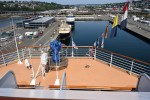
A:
126,19,150,40
0,21,60,52
107,15,150,41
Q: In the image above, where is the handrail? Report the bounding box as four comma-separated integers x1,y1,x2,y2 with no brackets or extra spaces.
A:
96,48,150,66
0,45,149,65
26,46,150,66
0,46,25,55
0,46,93,55
49,85,135,91
95,48,150,76
0,46,150,76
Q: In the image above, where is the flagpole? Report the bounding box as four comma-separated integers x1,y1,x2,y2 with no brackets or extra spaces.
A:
11,16,22,64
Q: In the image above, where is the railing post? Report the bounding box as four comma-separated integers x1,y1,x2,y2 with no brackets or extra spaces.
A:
66,48,67,57
130,60,134,75
94,48,96,60
72,47,74,57
22,49,24,60
110,54,113,67
88,47,90,59
28,48,31,59
2,53,6,65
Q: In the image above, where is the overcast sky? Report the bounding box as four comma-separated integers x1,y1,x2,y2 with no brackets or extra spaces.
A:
2,0,129,4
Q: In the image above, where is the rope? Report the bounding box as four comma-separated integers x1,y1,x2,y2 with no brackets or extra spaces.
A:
34,62,42,79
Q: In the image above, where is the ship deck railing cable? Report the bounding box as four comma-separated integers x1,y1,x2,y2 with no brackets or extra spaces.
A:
0,46,150,76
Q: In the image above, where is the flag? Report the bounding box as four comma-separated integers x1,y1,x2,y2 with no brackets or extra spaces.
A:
101,33,104,48
120,2,129,29
110,15,118,38
104,25,109,38
72,39,78,49
94,38,99,48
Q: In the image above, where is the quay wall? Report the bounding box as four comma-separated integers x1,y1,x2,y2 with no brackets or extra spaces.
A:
108,18,150,41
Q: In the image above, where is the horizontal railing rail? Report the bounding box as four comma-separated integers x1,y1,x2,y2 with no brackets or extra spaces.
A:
95,48,150,76
0,46,150,76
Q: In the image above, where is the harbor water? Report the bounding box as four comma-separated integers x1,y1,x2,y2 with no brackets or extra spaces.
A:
70,21,150,63
0,17,24,28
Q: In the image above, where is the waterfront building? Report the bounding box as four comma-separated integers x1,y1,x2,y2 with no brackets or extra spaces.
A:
16,17,55,29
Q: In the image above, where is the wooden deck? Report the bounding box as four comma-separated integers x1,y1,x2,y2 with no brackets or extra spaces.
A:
0,58,138,89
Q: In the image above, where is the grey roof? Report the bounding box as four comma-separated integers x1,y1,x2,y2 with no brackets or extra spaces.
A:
31,17,53,23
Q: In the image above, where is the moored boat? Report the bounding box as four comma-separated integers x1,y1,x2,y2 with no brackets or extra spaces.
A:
58,21,71,40
66,13,75,30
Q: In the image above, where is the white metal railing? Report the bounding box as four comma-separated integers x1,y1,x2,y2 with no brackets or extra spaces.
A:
0,46,150,76
95,48,150,76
